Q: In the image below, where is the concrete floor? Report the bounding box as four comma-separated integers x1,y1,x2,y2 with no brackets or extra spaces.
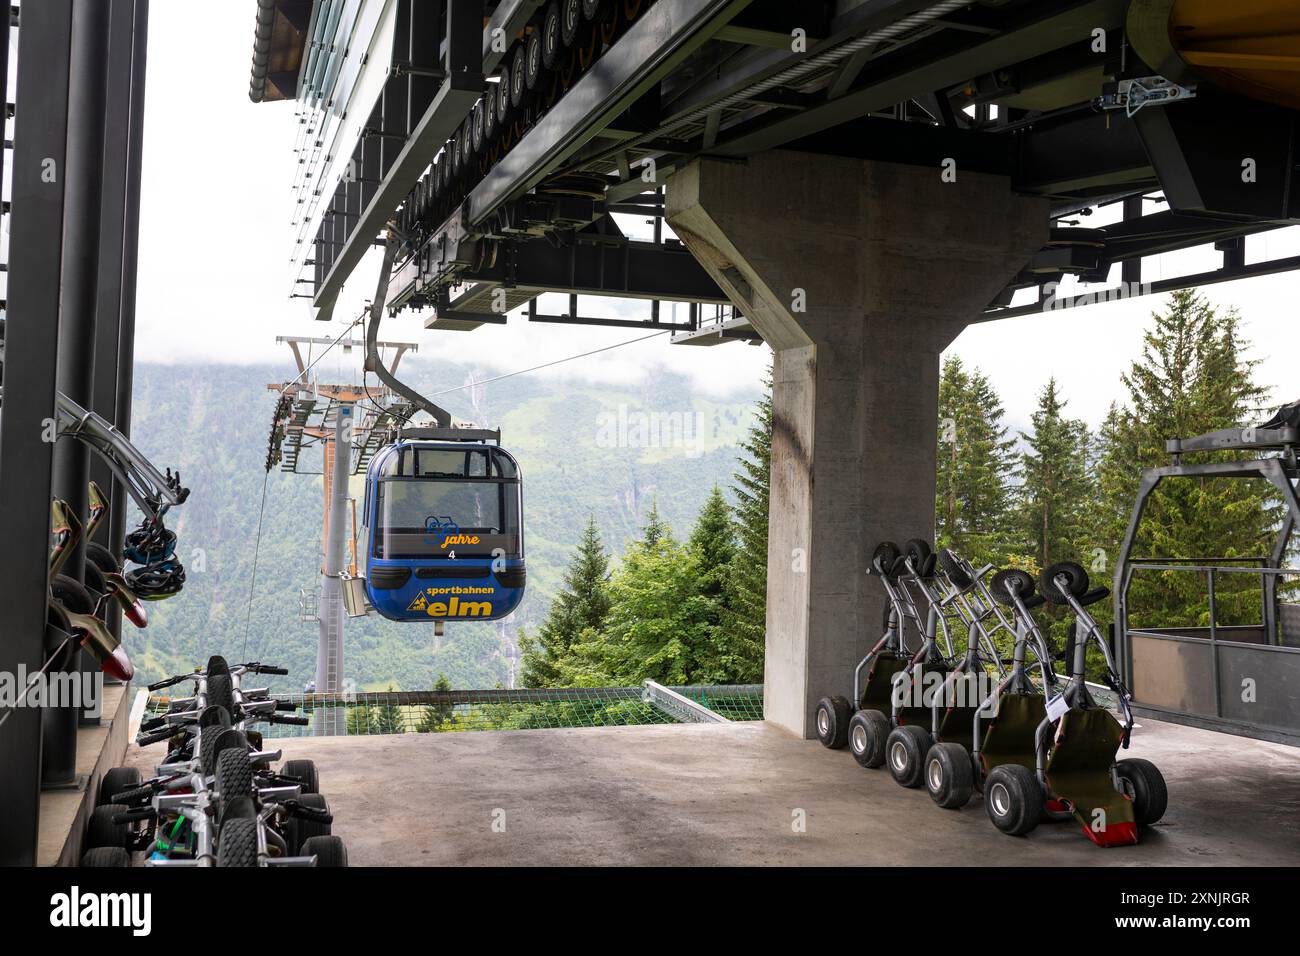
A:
126,715,1300,866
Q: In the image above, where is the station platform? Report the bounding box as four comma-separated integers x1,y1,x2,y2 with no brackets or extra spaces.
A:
124,714,1299,866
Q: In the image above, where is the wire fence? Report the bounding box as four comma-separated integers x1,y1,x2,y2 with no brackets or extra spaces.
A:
145,684,765,737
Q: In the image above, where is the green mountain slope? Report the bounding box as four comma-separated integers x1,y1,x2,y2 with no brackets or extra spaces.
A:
124,360,760,693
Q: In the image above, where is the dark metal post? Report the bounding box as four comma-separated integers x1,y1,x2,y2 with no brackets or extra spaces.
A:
88,0,144,703
44,0,113,783
0,0,75,866
106,0,150,612
0,6,11,223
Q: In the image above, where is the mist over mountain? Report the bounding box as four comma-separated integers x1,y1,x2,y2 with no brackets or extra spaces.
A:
124,358,762,693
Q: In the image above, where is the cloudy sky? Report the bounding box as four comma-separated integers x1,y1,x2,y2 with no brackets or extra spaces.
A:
132,2,1298,426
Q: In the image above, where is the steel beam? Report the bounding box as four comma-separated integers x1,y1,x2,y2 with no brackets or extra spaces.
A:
460,234,731,304
312,9,483,321
466,0,753,228
0,0,74,866
106,0,149,608
482,0,544,75
711,0,1126,157
982,252,1300,322
87,0,140,671
45,0,112,780
661,0,935,117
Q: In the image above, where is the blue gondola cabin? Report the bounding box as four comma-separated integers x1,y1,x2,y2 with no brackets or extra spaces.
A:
363,440,525,622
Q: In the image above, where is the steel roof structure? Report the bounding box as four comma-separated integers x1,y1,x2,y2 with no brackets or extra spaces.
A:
252,0,1300,342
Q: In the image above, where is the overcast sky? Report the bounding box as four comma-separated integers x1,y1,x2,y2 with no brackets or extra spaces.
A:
131,2,1298,427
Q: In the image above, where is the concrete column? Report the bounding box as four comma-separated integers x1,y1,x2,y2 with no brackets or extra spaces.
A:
667,153,1045,737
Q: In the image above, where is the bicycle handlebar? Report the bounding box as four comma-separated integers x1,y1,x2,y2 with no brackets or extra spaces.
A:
136,726,177,746
266,713,309,726
148,673,195,692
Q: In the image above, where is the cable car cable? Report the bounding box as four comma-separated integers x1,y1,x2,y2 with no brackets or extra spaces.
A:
425,329,669,398
241,463,272,661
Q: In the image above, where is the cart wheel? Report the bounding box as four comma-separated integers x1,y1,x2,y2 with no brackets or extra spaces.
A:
870,541,900,576
86,804,131,849
814,695,849,749
201,726,246,778
990,568,1036,606
542,1,563,69
98,766,141,807
848,709,889,768
904,538,932,569
82,561,107,599
936,549,972,590
302,835,348,867
561,0,582,46
581,0,604,19
205,673,234,715
984,764,1042,835
510,43,529,110
1116,758,1168,827
287,793,332,854
85,541,122,575
282,758,320,795
1040,561,1089,604
925,742,974,808
82,846,131,867
886,725,932,788
525,28,545,91
52,574,94,614
199,703,231,730
216,747,254,805
216,816,259,868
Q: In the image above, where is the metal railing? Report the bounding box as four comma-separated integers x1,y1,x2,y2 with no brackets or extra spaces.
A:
145,683,765,737
1122,559,1299,648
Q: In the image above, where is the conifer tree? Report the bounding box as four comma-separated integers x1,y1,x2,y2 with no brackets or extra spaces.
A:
718,373,772,681
556,511,706,686
936,356,1017,564
1092,290,1276,627
1016,378,1095,569
687,486,748,682
518,516,612,687
416,673,456,733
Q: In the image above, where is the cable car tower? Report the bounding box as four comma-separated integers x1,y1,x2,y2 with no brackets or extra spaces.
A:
266,332,417,734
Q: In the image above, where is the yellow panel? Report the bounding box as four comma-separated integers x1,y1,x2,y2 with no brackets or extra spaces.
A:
1171,0,1300,109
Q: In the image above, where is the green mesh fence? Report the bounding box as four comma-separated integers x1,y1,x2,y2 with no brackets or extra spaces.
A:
146,684,764,737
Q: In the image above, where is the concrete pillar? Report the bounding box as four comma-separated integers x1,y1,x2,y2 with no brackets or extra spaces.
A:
667,153,1045,737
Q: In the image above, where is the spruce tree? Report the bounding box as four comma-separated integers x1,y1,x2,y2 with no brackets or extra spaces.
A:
518,516,612,687
1014,379,1095,651
641,498,669,547
717,372,772,682
1016,378,1095,569
557,511,705,686
936,356,1017,564
688,486,735,604
1093,290,1277,628
687,486,748,682
416,673,456,733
